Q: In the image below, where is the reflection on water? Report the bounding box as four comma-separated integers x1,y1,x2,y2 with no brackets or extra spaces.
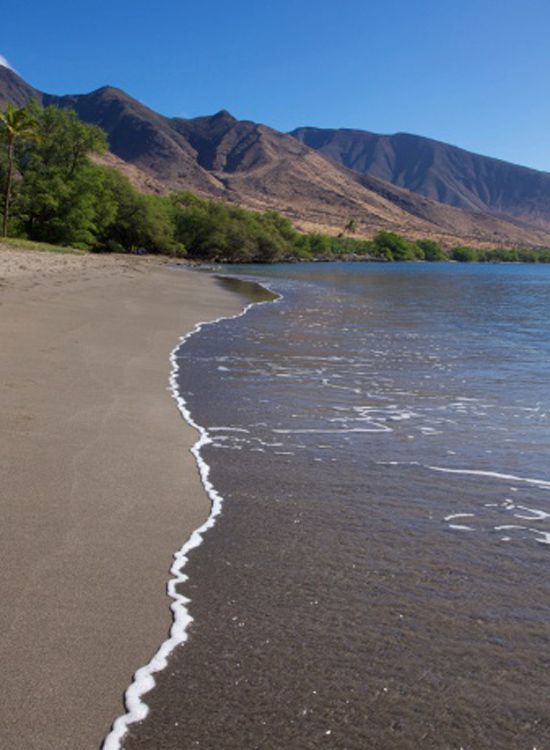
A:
215,274,279,303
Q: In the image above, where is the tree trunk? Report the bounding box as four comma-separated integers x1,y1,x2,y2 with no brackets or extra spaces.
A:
3,136,14,237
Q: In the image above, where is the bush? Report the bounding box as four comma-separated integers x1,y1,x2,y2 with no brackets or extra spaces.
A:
372,231,417,260
451,246,479,262
416,239,446,261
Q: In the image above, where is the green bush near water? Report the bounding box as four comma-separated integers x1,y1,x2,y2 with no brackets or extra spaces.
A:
450,245,550,263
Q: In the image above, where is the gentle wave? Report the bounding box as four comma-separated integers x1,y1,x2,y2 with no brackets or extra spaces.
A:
377,460,550,547
378,460,550,490
425,464,550,490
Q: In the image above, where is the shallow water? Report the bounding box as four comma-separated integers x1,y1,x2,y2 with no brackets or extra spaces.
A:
126,263,550,749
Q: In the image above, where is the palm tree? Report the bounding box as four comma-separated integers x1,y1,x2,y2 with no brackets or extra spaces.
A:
0,104,38,237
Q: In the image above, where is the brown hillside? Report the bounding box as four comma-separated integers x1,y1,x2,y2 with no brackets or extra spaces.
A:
2,66,550,246
292,126,550,231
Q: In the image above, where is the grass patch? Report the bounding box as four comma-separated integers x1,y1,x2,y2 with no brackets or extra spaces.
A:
0,237,85,255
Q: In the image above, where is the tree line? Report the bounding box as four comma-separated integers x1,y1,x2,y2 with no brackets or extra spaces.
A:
1,102,550,264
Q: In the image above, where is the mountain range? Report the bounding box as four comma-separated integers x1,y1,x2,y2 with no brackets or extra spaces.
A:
292,127,550,230
2,64,550,247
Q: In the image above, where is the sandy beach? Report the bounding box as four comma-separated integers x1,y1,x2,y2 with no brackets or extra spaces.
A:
0,247,243,749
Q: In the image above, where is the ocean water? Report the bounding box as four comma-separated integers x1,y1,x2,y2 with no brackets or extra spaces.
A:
126,263,550,749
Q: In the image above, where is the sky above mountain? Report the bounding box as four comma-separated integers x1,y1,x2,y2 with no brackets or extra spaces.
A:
2,0,550,171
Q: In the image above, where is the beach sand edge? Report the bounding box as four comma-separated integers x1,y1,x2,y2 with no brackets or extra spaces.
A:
0,249,243,749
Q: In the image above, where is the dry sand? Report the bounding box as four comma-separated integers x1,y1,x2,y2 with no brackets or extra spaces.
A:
0,247,243,749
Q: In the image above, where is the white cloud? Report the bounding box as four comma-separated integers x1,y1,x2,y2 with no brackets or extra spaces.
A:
0,55,15,71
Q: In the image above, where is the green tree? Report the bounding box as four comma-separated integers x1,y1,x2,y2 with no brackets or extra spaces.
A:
416,238,446,261
451,246,479,262
13,105,110,246
0,103,39,237
100,171,185,255
372,231,416,261
308,233,333,257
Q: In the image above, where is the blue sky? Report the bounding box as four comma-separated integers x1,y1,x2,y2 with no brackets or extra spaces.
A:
3,0,550,170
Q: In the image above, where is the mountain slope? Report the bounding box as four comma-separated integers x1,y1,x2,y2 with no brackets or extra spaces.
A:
291,127,550,230
2,65,550,246
0,65,42,108
43,86,224,195
171,111,550,245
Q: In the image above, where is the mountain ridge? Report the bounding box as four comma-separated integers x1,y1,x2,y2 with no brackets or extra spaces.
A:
291,126,550,230
2,65,550,247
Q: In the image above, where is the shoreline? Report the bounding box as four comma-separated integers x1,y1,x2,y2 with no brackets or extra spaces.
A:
104,275,280,749
0,248,245,749
118,261,550,750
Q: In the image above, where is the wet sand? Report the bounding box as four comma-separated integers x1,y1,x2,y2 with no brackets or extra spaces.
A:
0,248,242,749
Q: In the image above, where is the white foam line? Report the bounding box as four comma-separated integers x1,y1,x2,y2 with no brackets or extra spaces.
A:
448,524,475,531
209,426,250,433
273,427,391,434
102,276,280,750
513,505,550,521
425,465,550,490
378,461,550,492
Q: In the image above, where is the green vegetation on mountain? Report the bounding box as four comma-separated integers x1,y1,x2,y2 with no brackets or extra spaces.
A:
1,103,550,264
